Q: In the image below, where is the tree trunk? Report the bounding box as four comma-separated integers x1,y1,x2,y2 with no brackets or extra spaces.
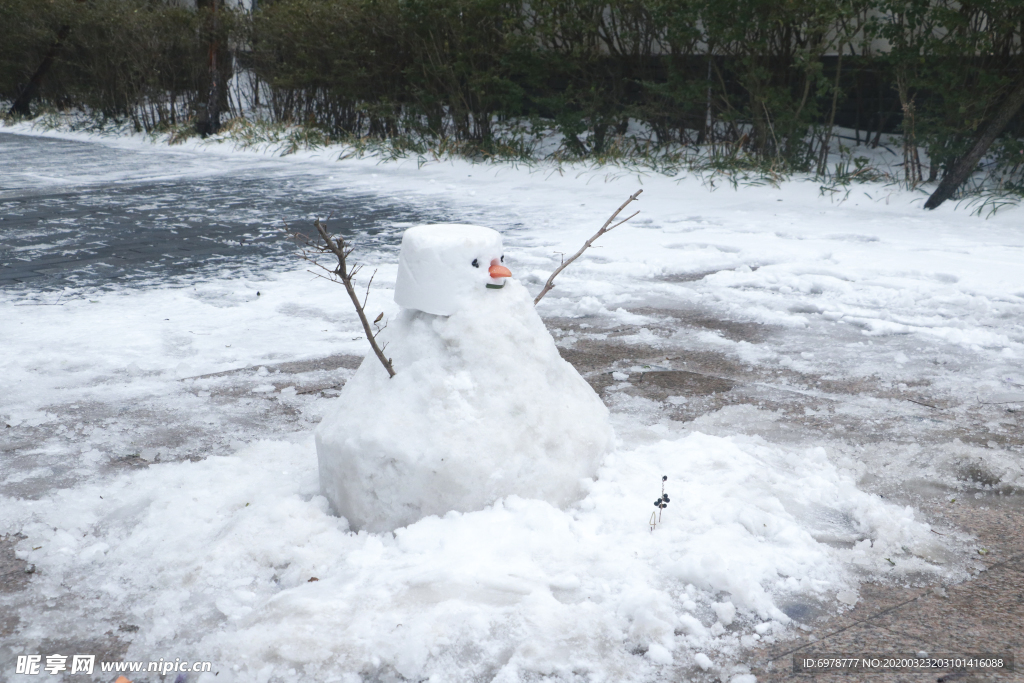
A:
925,78,1024,210
8,25,71,118
196,0,222,137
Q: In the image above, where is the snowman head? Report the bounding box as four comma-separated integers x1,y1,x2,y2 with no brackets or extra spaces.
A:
394,224,512,316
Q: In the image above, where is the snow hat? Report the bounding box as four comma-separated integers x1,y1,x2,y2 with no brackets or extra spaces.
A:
394,224,511,316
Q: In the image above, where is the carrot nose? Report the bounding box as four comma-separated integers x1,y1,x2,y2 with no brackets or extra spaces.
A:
489,263,511,279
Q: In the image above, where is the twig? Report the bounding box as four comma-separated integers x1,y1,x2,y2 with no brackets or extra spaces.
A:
14,291,66,306
298,218,396,378
297,384,344,395
362,269,376,310
905,397,938,410
533,189,642,306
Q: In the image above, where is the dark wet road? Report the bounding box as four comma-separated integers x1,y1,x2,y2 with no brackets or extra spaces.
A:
0,133,448,289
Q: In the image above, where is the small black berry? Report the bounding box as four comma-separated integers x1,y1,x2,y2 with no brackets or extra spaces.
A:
662,495,670,503
472,259,479,268
662,475,668,482
654,499,662,507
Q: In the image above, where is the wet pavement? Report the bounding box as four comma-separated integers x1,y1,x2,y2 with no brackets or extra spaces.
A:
0,133,444,290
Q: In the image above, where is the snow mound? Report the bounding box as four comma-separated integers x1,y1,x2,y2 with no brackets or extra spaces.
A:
316,279,614,531
3,431,952,682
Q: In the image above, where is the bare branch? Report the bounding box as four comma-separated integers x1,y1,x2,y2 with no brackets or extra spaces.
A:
533,189,643,306
305,269,343,285
296,219,396,378
362,269,377,310
606,210,640,233
372,309,388,339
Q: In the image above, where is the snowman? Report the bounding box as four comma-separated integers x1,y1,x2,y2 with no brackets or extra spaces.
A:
315,224,613,532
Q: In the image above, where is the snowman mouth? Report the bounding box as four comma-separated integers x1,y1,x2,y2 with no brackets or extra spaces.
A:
486,262,511,289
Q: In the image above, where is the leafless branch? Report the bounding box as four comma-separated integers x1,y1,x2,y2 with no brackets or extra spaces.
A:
295,219,396,378
373,315,388,339
533,189,643,306
362,269,377,310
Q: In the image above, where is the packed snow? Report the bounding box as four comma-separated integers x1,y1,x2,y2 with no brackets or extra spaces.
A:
2,124,1022,682
318,225,612,531
392,224,509,316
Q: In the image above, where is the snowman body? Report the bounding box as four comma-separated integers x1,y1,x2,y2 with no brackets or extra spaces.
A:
315,224,613,532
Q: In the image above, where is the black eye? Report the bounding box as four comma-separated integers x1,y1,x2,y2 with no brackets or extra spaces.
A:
472,259,479,268
501,255,504,262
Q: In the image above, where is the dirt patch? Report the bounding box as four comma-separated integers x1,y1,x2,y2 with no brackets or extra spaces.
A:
37,633,132,675
549,308,1024,460
631,370,735,396
556,343,649,374
0,534,31,594
636,305,773,344
181,353,363,381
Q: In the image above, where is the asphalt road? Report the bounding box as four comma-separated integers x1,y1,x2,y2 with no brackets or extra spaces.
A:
0,132,444,290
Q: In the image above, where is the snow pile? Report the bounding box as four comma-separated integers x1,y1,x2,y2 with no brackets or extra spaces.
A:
317,275,612,532
3,429,948,682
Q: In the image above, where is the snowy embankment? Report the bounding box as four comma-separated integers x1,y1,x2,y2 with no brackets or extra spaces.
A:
2,125,1022,682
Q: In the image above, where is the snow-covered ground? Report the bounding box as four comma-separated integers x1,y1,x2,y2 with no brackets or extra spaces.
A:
2,124,1022,682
